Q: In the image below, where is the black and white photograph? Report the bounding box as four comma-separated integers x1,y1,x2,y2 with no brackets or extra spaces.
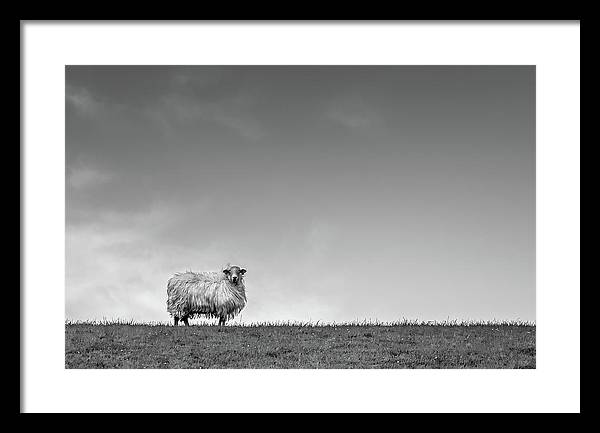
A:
65,65,536,369
21,21,580,413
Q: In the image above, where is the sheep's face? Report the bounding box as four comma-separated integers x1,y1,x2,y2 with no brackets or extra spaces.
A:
223,265,246,285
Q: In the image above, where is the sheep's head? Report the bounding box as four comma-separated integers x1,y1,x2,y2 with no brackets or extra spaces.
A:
223,264,246,285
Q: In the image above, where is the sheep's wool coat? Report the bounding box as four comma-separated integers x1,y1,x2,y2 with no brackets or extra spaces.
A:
167,271,247,321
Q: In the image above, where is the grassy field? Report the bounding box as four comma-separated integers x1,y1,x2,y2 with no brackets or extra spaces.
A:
65,320,535,369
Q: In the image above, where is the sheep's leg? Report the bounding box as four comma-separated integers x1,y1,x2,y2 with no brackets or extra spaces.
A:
218,316,226,327
174,317,179,326
182,315,190,326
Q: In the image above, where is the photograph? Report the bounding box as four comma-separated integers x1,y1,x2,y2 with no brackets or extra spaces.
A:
65,65,536,369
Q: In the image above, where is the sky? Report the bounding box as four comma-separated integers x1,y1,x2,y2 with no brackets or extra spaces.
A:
65,66,535,323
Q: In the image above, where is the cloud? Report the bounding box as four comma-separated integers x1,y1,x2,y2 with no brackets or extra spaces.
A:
210,108,264,141
67,165,113,190
65,202,216,322
326,98,383,130
67,73,265,141
65,202,351,324
66,85,102,116
170,69,226,90
148,92,264,141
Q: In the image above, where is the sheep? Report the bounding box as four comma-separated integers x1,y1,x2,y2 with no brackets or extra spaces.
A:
166,263,247,326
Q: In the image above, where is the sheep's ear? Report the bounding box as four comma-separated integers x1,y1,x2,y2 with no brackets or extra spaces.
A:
222,268,230,274
240,268,247,275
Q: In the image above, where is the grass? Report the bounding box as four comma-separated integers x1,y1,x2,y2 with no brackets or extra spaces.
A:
65,320,535,369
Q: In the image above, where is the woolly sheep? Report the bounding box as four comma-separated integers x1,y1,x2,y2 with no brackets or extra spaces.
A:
166,263,247,326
